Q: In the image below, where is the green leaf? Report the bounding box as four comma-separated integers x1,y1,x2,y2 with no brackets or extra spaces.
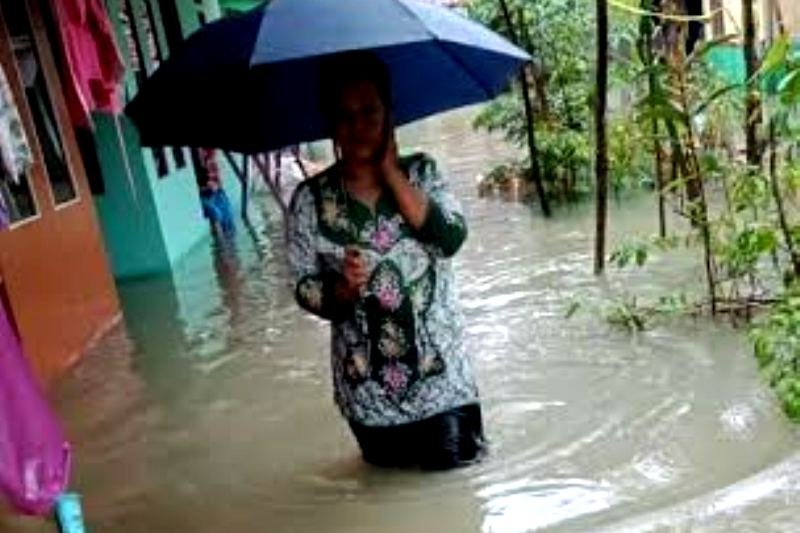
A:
779,69,800,105
685,34,738,67
634,247,648,267
637,93,688,126
754,227,779,254
759,34,792,78
693,83,741,116
565,301,581,319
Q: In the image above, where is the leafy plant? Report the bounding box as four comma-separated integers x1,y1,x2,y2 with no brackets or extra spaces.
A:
469,0,800,423
467,0,605,200
609,234,680,269
751,287,800,420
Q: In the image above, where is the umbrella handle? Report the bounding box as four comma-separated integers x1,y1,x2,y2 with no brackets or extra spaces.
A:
55,493,86,533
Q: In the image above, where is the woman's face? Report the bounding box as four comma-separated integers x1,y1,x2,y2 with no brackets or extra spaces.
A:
333,79,387,163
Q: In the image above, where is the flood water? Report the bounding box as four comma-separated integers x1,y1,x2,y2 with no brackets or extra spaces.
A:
5,108,800,532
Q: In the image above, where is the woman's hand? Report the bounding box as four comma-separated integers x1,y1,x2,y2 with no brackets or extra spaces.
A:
338,246,369,303
380,134,429,230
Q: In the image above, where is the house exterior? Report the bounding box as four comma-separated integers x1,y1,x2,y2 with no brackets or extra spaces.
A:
703,0,800,40
0,0,247,385
703,0,800,82
0,0,120,384
90,0,244,279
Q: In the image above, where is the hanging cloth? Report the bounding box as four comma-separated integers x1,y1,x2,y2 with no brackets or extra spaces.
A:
0,292,72,515
50,0,125,128
50,0,138,203
0,63,33,185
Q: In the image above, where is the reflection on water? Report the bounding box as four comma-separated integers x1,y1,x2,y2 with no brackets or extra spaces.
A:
4,107,800,532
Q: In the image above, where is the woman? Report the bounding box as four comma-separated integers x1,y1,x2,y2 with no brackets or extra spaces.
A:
287,52,484,470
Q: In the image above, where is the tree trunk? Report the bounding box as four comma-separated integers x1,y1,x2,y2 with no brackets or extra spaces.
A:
518,11,550,118
685,140,717,315
653,125,667,238
677,86,716,313
743,0,762,168
498,0,551,217
769,122,800,279
639,0,667,237
594,0,609,275
661,0,716,313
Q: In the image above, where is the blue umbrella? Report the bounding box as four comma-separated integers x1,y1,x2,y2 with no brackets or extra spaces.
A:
125,0,529,153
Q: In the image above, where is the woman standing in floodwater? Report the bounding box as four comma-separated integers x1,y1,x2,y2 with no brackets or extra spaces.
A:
287,52,485,470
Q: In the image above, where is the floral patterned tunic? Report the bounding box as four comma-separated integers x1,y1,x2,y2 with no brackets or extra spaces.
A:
287,153,480,427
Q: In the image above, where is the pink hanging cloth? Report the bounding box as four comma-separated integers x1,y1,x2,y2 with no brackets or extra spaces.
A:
0,292,71,515
50,0,137,202
50,0,125,128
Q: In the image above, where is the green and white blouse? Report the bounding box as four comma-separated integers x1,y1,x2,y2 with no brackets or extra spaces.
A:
287,153,480,427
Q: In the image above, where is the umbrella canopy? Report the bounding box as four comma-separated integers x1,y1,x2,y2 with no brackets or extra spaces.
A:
125,0,529,153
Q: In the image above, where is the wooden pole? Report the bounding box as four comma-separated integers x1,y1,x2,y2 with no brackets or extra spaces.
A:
253,153,289,239
594,0,610,274
743,0,762,168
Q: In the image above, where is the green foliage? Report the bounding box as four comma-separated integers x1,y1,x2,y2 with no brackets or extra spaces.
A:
605,296,650,332
608,117,653,192
758,34,791,78
536,125,592,193
566,292,690,333
610,240,650,269
485,161,523,184
716,222,780,279
636,53,741,140
472,91,526,143
467,0,636,200
609,234,680,269
759,34,800,104
469,0,800,423
604,293,691,332
751,288,800,420
564,300,582,319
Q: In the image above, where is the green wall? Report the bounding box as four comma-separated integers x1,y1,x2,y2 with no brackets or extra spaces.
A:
151,149,244,265
93,114,169,278
151,0,243,265
144,150,206,265
93,116,244,278
707,42,800,84
93,0,244,279
707,45,747,84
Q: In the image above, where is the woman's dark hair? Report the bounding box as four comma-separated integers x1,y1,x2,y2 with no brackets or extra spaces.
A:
319,51,392,128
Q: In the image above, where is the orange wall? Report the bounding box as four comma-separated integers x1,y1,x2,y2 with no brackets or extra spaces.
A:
0,1,120,385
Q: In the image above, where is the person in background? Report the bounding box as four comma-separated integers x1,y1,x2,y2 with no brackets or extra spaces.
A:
198,148,235,236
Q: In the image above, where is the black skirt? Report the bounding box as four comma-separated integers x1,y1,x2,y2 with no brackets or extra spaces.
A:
348,403,487,471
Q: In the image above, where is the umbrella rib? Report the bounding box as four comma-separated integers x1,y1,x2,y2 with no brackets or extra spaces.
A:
392,0,495,97
435,40,495,98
